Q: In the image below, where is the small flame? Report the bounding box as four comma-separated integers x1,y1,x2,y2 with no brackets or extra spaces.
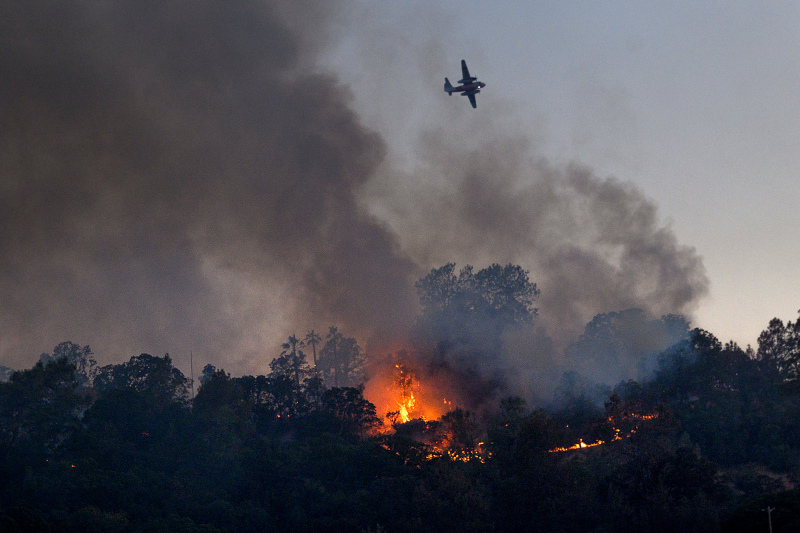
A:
548,412,659,453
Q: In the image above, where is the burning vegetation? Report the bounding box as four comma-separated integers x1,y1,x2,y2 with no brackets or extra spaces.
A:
548,411,660,453
387,364,418,424
364,359,490,463
4,311,800,531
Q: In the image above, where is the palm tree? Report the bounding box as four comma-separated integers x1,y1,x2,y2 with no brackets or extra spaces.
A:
304,329,322,374
281,334,305,387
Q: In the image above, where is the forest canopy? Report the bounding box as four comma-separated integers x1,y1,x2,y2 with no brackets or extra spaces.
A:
1,265,800,532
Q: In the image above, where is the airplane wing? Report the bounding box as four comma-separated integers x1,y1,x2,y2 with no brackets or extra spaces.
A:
467,92,477,108
459,59,477,83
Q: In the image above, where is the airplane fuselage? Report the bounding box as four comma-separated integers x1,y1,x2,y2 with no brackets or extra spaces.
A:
445,81,486,94
444,60,485,108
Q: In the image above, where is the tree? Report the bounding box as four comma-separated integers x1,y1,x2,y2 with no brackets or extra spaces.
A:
304,329,322,374
757,312,800,382
193,368,245,416
0,357,88,462
414,263,539,361
321,386,381,437
416,263,538,325
268,342,310,418
280,334,307,387
650,328,723,402
198,363,217,386
564,309,690,386
439,408,480,457
322,326,342,387
39,341,97,388
317,327,365,388
94,353,189,404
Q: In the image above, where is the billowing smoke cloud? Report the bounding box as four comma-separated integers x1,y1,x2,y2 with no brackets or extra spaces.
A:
0,1,708,401
374,128,709,347
0,1,418,372
366,126,709,401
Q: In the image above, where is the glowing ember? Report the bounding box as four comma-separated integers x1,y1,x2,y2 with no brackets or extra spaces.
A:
548,438,608,453
548,412,659,453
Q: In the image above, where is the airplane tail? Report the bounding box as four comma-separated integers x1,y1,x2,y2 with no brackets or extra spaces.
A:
444,77,453,94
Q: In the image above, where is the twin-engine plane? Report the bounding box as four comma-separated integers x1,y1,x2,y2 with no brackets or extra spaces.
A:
444,59,486,108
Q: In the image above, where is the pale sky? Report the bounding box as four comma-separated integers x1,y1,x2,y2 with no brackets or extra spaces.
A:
322,0,800,349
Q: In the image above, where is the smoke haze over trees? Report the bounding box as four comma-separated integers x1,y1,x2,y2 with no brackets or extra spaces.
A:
3,311,800,531
3,3,798,530
1,1,708,383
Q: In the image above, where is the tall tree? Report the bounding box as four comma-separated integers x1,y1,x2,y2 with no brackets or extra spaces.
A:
323,326,341,387
0,357,90,462
269,338,311,417
564,309,690,386
304,329,322,374
317,327,365,388
281,334,306,387
757,312,800,382
414,263,539,361
39,341,96,388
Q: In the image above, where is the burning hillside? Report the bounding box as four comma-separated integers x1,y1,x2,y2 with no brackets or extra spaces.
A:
549,411,660,453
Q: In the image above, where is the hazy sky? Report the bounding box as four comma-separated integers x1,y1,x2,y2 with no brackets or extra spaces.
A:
322,0,800,349
1,1,797,377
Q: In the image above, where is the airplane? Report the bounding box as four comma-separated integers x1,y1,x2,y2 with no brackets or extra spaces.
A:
444,59,486,108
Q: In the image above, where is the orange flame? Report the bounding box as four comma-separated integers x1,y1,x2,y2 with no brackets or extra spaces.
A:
364,356,455,428
548,412,659,453
394,364,417,423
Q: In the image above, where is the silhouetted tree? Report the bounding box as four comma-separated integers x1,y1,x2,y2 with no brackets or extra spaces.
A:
39,341,97,388
304,329,322,373
757,312,800,382
94,353,190,405
0,358,87,461
198,363,217,385
280,334,307,387
193,368,244,416
415,263,539,362
317,327,365,387
321,326,342,387
565,309,690,386
321,386,381,437
268,345,310,417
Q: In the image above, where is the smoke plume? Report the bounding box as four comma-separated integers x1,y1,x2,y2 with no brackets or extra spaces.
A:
0,1,418,372
0,1,708,398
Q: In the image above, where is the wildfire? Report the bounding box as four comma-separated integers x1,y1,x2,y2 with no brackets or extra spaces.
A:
548,412,659,453
365,358,489,463
393,364,417,424
365,358,455,428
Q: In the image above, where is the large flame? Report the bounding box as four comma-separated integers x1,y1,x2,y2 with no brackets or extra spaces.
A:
364,355,455,427
394,364,417,423
363,355,489,463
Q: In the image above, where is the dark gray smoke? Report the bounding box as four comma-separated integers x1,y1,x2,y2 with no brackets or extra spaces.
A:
0,1,708,397
0,1,418,372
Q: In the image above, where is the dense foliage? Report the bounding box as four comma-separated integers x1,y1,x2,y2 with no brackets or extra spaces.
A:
1,266,799,532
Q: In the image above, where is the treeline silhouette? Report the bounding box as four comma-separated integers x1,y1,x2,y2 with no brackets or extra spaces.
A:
1,264,800,532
